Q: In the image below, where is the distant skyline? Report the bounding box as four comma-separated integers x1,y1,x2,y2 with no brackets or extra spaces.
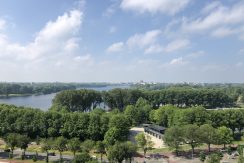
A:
0,0,244,83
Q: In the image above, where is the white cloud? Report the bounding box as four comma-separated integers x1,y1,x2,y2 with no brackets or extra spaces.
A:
145,44,163,54
211,27,237,38
182,2,244,33
126,30,161,48
107,42,124,53
73,54,94,66
164,39,190,53
170,57,187,65
120,0,191,15
0,8,87,81
0,10,83,61
201,1,222,14
187,51,205,58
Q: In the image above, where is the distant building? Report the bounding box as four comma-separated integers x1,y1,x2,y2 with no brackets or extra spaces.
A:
143,124,166,139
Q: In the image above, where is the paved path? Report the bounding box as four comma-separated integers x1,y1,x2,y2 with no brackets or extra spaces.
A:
129,127,166,148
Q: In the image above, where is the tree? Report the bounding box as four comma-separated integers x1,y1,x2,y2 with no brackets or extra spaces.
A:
135,133,154,157
17,135,30,159
207,153,221,163
125,142,137,163
53,137,67,161
104,127,121,146
95,141,106,162
4,133,20,156
81,140,95,153
72,152,92,163
182,124,201,156
107,142,137,163
164,126,184,156
41,139,52,163
198,124,217,152
216,126,233,149
67,138,81,156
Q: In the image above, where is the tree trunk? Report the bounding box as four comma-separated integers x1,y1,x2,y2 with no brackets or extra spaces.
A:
224,144,226,149
208,144,211,152
192,145,195,155
100,153,103,162
59,152,62,163
46,151,49,163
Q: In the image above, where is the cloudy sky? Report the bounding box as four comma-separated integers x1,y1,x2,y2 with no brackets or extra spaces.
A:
0,0,244,83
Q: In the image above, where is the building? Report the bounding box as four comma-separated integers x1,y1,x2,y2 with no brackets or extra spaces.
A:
143,124,166,139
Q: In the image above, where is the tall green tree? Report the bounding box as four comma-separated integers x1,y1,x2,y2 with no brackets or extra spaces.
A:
67,138,81,156
17,135,30,159
107,142,137,163
182,124,201,155
4,133,20,156
53,137,67,161
41,139,52,163
135,133,154,157
198,124,217,152
95,141,106,162
216,126,233,148
164,126,184,156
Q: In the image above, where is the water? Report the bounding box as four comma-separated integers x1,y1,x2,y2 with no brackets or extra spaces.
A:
0,84,130,111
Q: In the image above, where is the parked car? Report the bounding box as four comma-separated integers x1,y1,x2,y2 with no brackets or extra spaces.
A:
48,152,55,156
4,149,10,152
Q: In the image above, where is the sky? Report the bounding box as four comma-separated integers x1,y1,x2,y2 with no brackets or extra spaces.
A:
0,0,244,83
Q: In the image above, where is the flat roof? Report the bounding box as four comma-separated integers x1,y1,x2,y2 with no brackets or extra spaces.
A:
144,124,166,131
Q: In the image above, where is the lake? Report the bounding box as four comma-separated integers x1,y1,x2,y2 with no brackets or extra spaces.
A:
0,84,130,111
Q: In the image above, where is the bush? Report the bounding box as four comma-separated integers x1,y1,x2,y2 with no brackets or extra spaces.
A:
9,153,13,159
72,152,92,163
32,155,37,162
227,146,232,155
207,153,221,163
199,151,206,162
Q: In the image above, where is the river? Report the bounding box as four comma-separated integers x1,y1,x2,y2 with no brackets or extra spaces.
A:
0,84,130,111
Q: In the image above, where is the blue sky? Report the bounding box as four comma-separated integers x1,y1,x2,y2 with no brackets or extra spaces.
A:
0,0,244,83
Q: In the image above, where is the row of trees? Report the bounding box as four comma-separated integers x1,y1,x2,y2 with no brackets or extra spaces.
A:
150,105,244,134
0,83,76,96
0,104,130,142
52,87,234,112
164,124,233,156
3,133,138,163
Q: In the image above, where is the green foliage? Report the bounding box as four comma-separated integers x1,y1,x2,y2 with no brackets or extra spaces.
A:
164,126,184,156
95,141,106,162
182,124,201,154
199,151,206,162
72,152,92,163
124,98,152,126
238,155,244,163
107,142,137,163
4,133,20,154
198,124,217,152
216,126,233,148
207,153,221,163
135,133,153,156
53,137,67,161
81,140,95,153
32,151,38,162
67,138,81,156
104,127,121,146
238,145,244,156
52,89,102,112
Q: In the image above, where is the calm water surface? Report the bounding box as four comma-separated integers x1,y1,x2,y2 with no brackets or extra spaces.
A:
0,85,129,111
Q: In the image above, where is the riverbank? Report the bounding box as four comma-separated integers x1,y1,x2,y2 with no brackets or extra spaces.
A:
0,94,33,98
